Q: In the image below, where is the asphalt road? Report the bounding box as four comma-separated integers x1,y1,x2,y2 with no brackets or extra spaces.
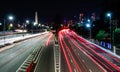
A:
59,30,104,72
59,29,120,72
1,29,120,72
34,33,54,72
0,33,50,72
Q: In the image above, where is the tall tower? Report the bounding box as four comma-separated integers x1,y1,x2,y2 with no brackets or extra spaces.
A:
79,13,84,23
35,11,38,24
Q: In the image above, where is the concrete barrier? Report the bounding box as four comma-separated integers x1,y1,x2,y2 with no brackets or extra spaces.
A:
16,47,43,72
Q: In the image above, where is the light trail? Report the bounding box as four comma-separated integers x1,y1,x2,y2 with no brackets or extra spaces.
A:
89,43,120,64
59,31,73,72
69,31,120,71
45,33,53,46
64,31,106,72
70,31,120,65
76,38,120,71
61,37,82,72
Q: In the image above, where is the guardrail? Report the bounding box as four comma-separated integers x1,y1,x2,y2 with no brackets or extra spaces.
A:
16,46,43,72
0,32,48,48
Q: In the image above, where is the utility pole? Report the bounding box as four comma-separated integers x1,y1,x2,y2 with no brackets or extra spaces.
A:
112,20,118,49
3,19,6,45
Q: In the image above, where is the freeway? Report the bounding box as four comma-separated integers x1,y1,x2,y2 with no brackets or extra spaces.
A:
0,32,51,72
34,33,54,72
59,29,120,72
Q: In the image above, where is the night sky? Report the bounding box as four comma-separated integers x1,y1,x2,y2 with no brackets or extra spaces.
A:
0,0,118,23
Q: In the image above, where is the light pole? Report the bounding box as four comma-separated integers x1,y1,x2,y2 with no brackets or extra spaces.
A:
25,20,30,31
34,22,38,33
38,23,41,32
8,16,14,30
106,12,112,49
3,19,6,46
3,15,14,45
86,23,91,40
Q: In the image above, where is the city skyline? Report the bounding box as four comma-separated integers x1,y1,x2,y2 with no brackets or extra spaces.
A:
0,0,103,22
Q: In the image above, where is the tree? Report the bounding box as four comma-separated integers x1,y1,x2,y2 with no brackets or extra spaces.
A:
96,30,109,41
114,28,120,48
53,14,63,36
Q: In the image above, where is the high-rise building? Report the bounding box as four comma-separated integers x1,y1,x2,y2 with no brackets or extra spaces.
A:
79,13,84,23
91,13,96,21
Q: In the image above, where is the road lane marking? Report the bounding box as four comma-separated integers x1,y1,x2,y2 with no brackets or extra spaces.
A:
89,69,92,72
71,59,73,63
74,68,76,72
82,59,85,62
68,53,70,56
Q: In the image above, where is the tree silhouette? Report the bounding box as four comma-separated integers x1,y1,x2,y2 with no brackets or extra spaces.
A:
53,14,62,35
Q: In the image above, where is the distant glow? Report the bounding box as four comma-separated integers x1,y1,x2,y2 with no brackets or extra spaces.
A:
50,27,53,29
100,41,103,46
107,13,111,17
87,19,90,22
86,23,90,28
25,24,27,27
109,44,111,49
38,24,41,26
34,22,37,26
18,24,21,27
26,20,29,24
93,24,95,27
77,23,80,24
8,16,14,20
64,20,67,23
61,24,63,27
107,43,111,49
103,42,106,47
0,23,2,25
81,21,83,23
10,23,13,27
42,24,44,27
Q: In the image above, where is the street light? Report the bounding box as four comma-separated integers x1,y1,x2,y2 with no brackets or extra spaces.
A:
8,16,14,30
34,22,38,26
87,19,90,23
3,15,14,45
106,12,112,49
107,13,111,17
8,16,14,21
86,23,91,40
26,20,30,24
38,23,41,26
9,23,13,27
86,23,91,28
0,23,2,26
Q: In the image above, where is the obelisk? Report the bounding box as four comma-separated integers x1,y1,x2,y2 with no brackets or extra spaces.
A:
35,11,38,24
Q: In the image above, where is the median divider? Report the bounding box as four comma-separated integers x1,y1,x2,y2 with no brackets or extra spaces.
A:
16,46,43,72
54,35,61,72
